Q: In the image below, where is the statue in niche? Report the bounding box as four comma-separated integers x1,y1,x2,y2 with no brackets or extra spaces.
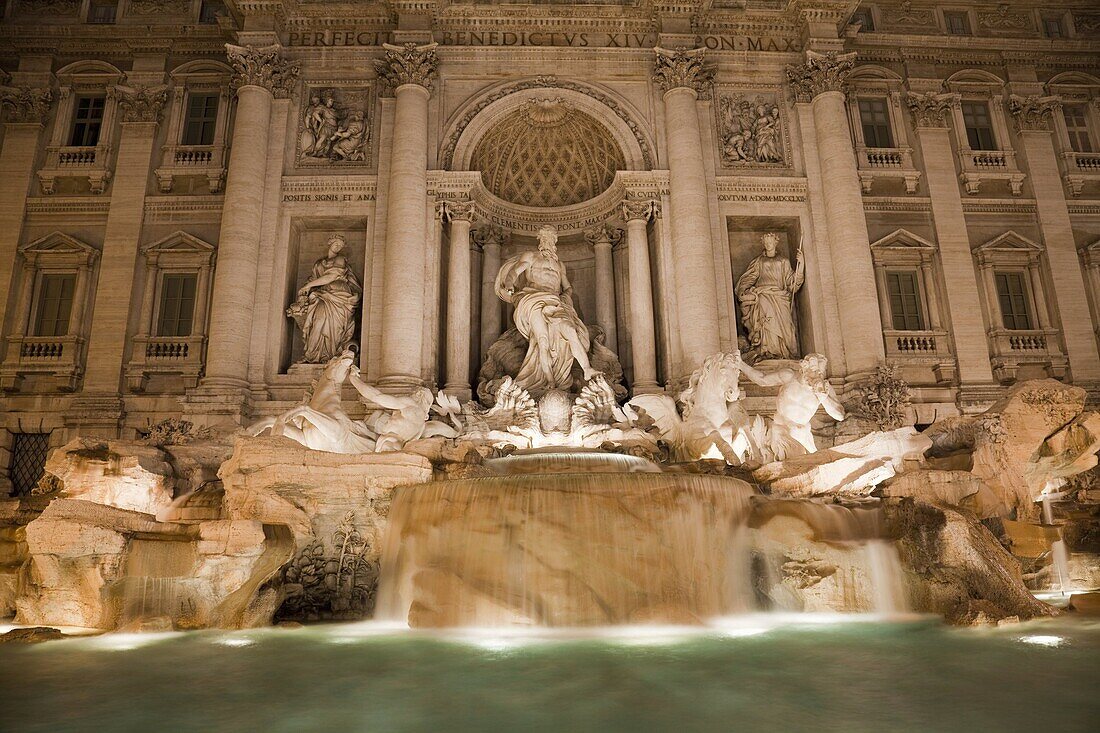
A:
493,224,601,397
287,234,362,363
735,232,804,362
739,353,846,460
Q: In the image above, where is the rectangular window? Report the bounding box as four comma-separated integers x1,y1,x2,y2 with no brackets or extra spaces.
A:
1063,104,1093,153
962,101,997,151
858,98,894,148
199,0,224,24
156,273,198,338
944,11,971,35
1043,15,1065,39
995,272,1033,331
181,93,219,146
32,274,76,338
9,433,51,497
69,95,105,147
886,271,925,331
852,8,875,31
87,0,116,24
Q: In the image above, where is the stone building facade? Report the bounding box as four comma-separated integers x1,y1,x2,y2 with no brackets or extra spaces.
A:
1,0,1099,492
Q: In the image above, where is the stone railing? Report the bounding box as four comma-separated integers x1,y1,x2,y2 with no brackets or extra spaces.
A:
0,334,84,392
856,146,920,194
957,148,1024,195
885,330,943,355
988,328,1066,383
39,145,113,194
1062,151,1100,196
156,143,226,193
882,329,956,385
126,335,205,392
173,146,216,166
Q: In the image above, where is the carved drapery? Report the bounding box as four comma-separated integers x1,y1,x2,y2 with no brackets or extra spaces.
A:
0,86,53,123
652,48,713,96
906,92,960,128
1009,95,1061,132
374,42,440,94
786,51,857,103
114,84,169,124
225,43,300,99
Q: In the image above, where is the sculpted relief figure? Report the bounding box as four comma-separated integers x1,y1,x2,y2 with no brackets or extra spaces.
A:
735,232,804,362
494,225,600,396
287,234,362,363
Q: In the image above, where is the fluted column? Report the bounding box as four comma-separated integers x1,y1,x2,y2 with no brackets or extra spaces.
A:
0,86,51,357
1009,94,1100,380
203,44,298,390
787,51,884,376
82,83,168,394
441,199,475,400
475,225,505,360
906,91,995,386
622,198,661,394
585,223,621,352
375,42,439,391
653,48,721,373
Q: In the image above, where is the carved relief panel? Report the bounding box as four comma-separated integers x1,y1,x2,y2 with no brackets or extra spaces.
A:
296,83,374,168
714,87,791,170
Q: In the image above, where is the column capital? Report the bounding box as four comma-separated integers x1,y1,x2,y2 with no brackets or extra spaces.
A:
584,223,623,248
438,197,477,223
472,223,505,251
226,43,300,99
906,91,960,129
375,42,440,95
1008,94,1061,133
652,47,713,96
786,50,857,103
621,198,661,222
0,85,53,124
113,83,169,124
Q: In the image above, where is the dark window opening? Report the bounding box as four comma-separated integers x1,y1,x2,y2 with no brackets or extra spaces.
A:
995,271,1033,331
886,270,925,331
852,8,875,32
156,273,198,338
859,98,894,148
1064,104,1093,153
199,0,225,24
69,95,105,147
182,93,219,146
962,101,997,151
87,0,116,24
1043,16,1065,39
33,274,75,338
944,11,971,35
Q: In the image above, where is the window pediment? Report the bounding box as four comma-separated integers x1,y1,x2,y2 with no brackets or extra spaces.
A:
19,232,99,265
975,231,1042,266
871,229,936,251
142,231,215,255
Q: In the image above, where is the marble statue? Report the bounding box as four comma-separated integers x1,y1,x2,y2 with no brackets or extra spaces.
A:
494,224,600,396
287,234,362,363
247,350,376,454
735,232,804,362
347,367,439,452
740,353,845,460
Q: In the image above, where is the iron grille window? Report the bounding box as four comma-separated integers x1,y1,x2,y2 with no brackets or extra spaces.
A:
886,271,925,331
1063,104,1093,153
962,101,997,151
182,93,219,146
33,273,76,337
858,98,894,148
995,271,1033,331
156,273,198,338
944,11,971,35
69,95,105,147
9,433,50,497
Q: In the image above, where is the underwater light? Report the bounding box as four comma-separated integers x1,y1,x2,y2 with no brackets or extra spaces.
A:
1019,635,1066,647
92,633,181,651
215,637,255,648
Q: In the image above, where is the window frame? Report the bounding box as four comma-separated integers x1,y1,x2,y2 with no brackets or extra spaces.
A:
858,97,894,149
69,94,106,148
153,271,199,338
86,0,117,24
961,100,998,151
30,271,77,338
180,91,220,147
993,270,1034,331
943,10,972,36
885,269,926,331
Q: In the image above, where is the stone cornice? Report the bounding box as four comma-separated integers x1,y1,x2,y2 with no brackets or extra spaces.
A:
1009,94,1062,132
374,42,439,94
906,91,959,128
0,86,53,124
226,43,300,98
714,176,808,203
114,84,169,124
786,50,857,103
652,47,714,95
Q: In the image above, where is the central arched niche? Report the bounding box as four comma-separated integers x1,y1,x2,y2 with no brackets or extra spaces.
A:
471,98,626,208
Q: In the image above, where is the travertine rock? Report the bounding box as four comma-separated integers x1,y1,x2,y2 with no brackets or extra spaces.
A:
754,427,931,497
881,470,1005,518
45,438,176,516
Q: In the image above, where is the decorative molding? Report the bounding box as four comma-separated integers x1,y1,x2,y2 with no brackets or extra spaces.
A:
296,83,374,168
438,198,477,223
128,0,189,15
0,86,53,124
714,176,806,203
1009,95,1061,132
906,91,959,129
786,50,857,103
652,47,713,96
225,43,300,99
14,0,78,16
621,198,660,222
584,223,623,248
114,84,169,124
374,42,439,94
977,5,1031,32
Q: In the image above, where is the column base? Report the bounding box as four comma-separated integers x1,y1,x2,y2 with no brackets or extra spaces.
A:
64,394,125,438
181,384,254,430
378,374,426,395
442,384,472,402
630,382,664,397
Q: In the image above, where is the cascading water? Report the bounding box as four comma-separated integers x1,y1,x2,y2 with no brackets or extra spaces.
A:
375,450,909,627
117,539,197,628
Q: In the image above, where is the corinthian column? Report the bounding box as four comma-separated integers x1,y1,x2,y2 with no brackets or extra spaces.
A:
202,44,298,392
787,51,884,376
374,43,439,391
441,199,476,400
585,223,622,353
0,86,51,356
622,198,661,394
474,225,505,361
653,48,722,373
1008,95,1100,380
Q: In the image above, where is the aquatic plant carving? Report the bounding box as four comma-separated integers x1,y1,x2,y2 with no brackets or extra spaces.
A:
278,512,378,621
140,418,214,446
851,364,912,430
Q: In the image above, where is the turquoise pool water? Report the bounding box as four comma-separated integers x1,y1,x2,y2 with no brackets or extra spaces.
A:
1,616,1097,733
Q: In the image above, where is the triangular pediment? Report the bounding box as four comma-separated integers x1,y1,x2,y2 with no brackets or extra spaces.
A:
870,229,936,251
19,231,99,259
142,231,215,255
1084,238,1100,252
975,230,1043,254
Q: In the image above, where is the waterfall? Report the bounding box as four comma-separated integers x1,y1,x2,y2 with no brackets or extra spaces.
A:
117,539,198,629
